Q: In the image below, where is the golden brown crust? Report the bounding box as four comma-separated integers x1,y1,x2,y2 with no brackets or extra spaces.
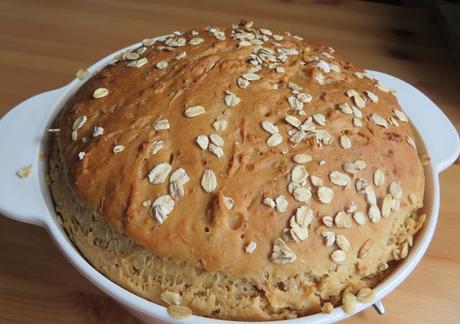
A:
49,138,425,320
49,22,425,319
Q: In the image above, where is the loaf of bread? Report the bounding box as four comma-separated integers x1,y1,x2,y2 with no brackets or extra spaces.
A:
49,21,426,320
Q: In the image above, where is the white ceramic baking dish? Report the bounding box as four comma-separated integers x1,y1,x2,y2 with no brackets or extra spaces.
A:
0,41,458,324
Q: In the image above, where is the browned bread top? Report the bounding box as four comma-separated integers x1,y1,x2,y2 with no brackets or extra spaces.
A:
54,21,424,280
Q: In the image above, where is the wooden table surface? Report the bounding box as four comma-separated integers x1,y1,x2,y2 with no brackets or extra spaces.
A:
1,0,459,323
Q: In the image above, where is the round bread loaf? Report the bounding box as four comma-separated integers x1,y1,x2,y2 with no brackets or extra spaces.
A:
49,21,426,320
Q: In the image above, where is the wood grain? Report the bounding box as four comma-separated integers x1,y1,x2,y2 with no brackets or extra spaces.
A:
0,0,459,323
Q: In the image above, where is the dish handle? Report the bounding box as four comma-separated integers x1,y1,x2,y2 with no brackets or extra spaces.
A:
0,87,66,227
367,70,460,174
